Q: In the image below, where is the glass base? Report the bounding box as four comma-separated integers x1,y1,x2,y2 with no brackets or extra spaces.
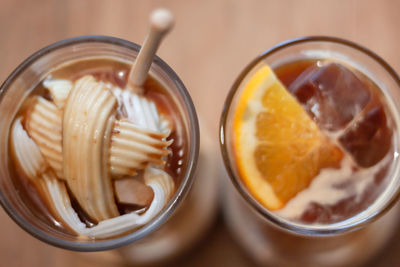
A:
222,178,400,267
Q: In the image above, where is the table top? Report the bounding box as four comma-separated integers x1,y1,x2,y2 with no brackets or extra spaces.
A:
1,0,400,266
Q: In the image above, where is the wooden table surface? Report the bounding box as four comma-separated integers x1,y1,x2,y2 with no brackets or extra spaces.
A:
1,1,400,266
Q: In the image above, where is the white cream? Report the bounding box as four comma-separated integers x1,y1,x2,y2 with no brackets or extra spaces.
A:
276,152,392,220
11,76,175,238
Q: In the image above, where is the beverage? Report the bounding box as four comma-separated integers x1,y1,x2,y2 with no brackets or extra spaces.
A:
274,59,394,224
9,56,186,237
220,37,400,266
0,36,201,254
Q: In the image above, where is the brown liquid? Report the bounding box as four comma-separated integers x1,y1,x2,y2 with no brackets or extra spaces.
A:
9,57,188,232
274,59,395,224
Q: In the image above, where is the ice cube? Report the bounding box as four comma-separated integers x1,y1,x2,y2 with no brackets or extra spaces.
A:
115,177,154,208
289,63,371,131
339,102,392,167
300,196,358,224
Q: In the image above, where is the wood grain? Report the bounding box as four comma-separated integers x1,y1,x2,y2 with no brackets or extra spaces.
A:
1,0,400,266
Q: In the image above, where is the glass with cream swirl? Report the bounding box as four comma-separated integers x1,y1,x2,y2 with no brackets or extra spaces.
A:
0,37,199,252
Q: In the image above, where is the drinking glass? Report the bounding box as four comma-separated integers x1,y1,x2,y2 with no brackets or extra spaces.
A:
0,36,217,264
220,36,400,266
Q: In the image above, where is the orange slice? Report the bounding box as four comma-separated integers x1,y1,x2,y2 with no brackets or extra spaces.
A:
233,65,342,210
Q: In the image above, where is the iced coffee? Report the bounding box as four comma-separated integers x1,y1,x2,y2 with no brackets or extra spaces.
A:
10,57,187,239
220,37,400,266
0,36,199,253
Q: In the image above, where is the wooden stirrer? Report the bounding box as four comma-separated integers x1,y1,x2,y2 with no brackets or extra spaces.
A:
127,8,174,93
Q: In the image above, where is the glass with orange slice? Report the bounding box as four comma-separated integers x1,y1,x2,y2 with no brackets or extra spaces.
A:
220,36,400,266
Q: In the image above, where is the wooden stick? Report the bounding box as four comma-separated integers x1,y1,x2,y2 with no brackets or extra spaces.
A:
127,8,174,92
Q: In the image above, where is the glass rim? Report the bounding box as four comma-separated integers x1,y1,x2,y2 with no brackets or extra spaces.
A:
219,35,400,236
0,35,200,251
